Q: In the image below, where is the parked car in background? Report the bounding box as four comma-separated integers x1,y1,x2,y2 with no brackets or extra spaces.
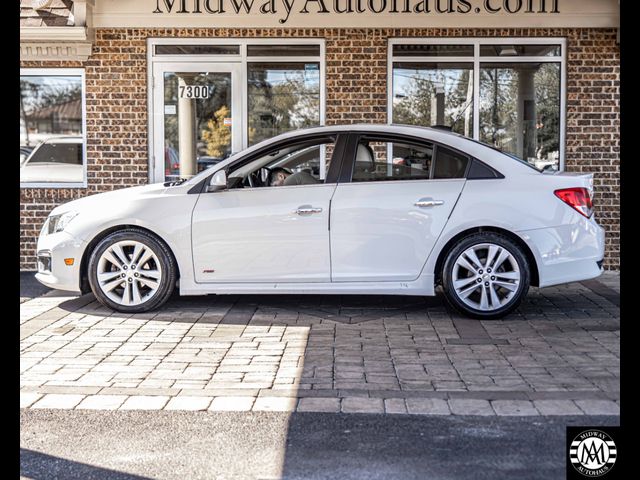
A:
165,146,224,177
196,156,223,172
20,136,83,184
20,146,34,166
35,124,604,319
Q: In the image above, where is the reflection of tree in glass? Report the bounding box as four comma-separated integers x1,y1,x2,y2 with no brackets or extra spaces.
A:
201,106,231,158
392,68,473,135
479,68,516,150
20,78,82,144
20,79,81,112
480,64,559,161
248,65,320,145
534,64,560,158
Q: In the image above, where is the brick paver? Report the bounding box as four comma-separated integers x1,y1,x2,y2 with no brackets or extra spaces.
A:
19,273,620,415
165,396,213,411
491,400,539,416
297,397,341,413
341,398,385,414
31,394,85,409
76,395,128,410
448,399,495,416
119,396,169,411
208,396,255,412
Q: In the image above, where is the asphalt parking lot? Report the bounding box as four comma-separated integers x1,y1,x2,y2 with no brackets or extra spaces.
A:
20,271,620,416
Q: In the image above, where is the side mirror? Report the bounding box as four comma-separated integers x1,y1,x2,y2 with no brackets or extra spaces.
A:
206,170,228,192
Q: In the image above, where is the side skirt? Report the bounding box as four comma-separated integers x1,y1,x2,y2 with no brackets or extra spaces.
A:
178,273,436,297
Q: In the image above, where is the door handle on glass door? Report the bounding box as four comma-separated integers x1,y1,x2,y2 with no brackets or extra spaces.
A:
296,205,323,215
414,198,444,208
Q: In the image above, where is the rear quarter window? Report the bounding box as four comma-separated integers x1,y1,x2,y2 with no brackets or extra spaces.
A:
433,147,469,179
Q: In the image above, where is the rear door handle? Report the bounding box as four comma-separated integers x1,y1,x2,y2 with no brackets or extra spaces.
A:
296,205,323,215
415,198,445,208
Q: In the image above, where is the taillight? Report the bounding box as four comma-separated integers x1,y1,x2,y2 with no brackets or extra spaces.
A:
554,187,593,218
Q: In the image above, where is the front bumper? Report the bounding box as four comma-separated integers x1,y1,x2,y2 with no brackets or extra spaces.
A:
35,230,86,294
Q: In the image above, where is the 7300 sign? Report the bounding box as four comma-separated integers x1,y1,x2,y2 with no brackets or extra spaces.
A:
179,85,209,99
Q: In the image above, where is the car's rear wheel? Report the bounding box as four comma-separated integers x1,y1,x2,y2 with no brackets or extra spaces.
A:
88,229,176,313
441,232,530,319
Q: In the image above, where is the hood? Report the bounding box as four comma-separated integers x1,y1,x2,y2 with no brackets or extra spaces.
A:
49,183,168,216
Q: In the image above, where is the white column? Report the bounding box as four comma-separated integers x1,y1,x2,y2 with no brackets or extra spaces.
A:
177,74,197,178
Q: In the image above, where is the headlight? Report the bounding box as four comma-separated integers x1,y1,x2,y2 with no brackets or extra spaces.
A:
43,211,79,235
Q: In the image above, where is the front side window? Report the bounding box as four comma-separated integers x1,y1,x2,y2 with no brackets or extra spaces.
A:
20,70,85,185
390,40,564,171
228,138,335,189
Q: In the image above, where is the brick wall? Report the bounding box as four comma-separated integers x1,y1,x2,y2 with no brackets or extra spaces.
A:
20,27,620,270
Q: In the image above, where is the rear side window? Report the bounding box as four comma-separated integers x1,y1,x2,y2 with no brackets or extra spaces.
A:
433,147,469,179
351,139,434,183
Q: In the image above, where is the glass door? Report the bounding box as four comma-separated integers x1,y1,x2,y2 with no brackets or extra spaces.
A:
152,63,242,183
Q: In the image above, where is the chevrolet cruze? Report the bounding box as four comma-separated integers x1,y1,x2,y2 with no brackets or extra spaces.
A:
35,124,605,319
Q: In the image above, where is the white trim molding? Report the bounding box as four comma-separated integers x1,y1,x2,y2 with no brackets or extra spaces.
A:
20,41,93,61
20,27,93,62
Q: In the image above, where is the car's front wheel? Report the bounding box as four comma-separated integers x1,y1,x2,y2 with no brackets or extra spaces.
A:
87,229,176,313
441,232,530,319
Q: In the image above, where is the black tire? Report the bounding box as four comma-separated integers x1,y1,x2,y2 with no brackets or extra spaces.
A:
87,228,177,313
441,232,530,319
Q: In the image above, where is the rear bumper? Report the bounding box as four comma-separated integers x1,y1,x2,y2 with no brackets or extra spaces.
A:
518,216,605,288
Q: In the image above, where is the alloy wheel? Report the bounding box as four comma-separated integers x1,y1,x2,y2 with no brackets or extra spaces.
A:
96,240,162,307
451,242,521,312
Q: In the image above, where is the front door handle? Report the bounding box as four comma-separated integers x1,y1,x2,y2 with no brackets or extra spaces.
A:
296,205,323,215
415,198,445,208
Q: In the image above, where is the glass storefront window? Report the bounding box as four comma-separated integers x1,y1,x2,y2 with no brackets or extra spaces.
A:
151,41,324,183
20,70,85,185
479,44,561,57
390,40,565,170
479,63,560,170
247,45,321,57
155,45,240,55
393,44,474,57
392,62,474,136
162,71,233,181
247,62,321,146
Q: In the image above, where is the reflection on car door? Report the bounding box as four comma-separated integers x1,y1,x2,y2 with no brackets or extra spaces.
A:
191,184,336,283
329,135,466,282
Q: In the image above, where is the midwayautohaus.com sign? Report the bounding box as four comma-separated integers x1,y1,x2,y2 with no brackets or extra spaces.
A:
153,0,560,24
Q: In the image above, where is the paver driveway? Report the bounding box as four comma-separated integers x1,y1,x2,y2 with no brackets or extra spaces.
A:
20,273,620,416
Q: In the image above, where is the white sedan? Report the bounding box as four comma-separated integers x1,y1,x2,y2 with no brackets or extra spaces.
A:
35,124,605,319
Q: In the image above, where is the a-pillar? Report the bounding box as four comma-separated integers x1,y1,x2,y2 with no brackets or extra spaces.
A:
177,73,197,178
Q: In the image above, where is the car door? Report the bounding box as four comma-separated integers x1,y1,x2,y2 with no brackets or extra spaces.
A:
191,135,342,283
329,133,468,282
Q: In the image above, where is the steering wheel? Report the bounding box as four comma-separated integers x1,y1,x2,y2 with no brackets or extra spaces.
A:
246,168,267,188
